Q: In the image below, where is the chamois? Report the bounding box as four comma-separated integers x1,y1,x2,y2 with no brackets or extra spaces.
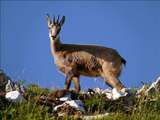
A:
46,15,126,93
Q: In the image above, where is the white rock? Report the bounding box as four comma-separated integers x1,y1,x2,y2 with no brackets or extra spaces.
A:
148,77,160,91
5,80,14,92
59,97,70,101
54,100,85,112
112,88,122,100
136,85,148,96
94,88,127,100
59,96,71,101
136,76,160,97
59,93,71,101
5,91,23,102
65,100,85,112
93,88,103,94
145,76,160,94
87,87,128,100
54,104,66,111
102,89,112,99
112,88,127,100
105,92,113,100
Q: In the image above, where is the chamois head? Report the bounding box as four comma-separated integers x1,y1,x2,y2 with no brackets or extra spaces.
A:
46,14,65,39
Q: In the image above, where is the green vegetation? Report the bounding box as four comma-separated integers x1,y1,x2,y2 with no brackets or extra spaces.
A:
0,84,160,120
0,84,51,120
96,94,160,120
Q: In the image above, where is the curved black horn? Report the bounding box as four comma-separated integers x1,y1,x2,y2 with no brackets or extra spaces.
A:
46,13,51,26
53,15,55,24
57,15,60,23
46,13,50,21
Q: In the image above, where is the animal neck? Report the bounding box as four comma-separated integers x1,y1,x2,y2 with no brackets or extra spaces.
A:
50,35,61,55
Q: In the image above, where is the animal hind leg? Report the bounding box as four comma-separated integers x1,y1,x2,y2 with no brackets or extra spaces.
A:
102,63,125,91
102,68,124,91
103,74,124,91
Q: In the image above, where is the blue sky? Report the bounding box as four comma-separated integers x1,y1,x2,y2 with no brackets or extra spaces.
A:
0,1,160,89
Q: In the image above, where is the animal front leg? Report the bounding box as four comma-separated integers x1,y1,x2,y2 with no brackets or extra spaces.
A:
64,70,74,90
72,76,80,93
65,76,71,90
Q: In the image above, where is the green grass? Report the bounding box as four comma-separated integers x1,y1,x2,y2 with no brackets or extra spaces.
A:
0,84,52,120
0,84,160,120
98,93,160,120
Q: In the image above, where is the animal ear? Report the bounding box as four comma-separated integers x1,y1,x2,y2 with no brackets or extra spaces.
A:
46,14,51,27
60,16,65,26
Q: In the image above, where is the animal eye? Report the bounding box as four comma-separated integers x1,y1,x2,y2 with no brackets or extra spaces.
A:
57,28,61,34
58,27,61,31
48,26,51,29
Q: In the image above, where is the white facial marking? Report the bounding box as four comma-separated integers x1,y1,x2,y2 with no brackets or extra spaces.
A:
51,26,57,36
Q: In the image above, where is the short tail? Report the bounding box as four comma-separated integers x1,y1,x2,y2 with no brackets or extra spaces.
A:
121,57,126,66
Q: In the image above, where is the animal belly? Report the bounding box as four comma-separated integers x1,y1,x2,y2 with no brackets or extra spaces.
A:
76,60,102,77
56,64,101,77
80,71,101,77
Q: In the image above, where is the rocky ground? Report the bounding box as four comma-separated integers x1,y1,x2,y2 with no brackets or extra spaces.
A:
0,70,160,120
